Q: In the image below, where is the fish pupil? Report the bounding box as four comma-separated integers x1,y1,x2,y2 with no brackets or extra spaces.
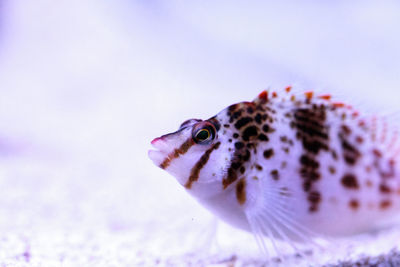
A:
195,129,210,141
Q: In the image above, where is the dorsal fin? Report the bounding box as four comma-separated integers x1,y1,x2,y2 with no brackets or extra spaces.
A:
253,90,269,104
253,89,282,104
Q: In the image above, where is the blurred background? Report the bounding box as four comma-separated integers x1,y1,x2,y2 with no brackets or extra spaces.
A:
0,0,399,265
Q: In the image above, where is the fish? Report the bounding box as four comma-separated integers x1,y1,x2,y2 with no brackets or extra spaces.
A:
148,87,400,254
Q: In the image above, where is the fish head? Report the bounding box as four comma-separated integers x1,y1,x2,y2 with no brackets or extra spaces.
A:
149,115,236,196
148,93,271,198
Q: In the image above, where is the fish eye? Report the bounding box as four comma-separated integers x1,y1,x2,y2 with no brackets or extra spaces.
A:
195,128,210,141
192,122,216,144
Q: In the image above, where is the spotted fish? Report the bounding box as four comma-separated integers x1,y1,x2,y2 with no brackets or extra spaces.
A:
148,88,400,251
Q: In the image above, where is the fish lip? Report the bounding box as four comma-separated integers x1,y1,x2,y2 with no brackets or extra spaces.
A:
148,137,169,166
151,136,174,153
151,137,161,146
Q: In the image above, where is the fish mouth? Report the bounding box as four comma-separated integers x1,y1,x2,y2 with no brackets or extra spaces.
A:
148,137,169,166
150,137,170,152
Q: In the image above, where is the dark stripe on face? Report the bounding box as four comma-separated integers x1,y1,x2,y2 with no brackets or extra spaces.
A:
222,144,251,189
222,166,238,189
185,142,221,189
159,138,194,169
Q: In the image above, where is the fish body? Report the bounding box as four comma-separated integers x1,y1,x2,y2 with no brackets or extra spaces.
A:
149,88,400,245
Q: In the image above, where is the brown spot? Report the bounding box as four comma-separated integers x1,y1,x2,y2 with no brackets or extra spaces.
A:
239,166,246,174
341,174,359,189
263,149,274,159
258,134,269,141
356,136,364,144
254,113,262,124
303,181,312,192
270,169,279,180
379,184,392,194
303,139,328,154
231,110,243,120
341,124,352,135
299,155,320,181
242,149,251,162
352,111,359,118
380,200,392,210
331,150,338,160
366,180,373,187
160,138,194,169
185,142,221,189
308,191,321,212
262,124,271,133
255,164,263,171
234,117,253,129
236,178,246,205
349,199,360,210
228,103,240,113
234,142,245,150
231,162,241,170
242,126,258,141
308,191,321,203
328,166,336,174
339,132,360,166
293,108,329,151
373,149,383,158
366,166,372,173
